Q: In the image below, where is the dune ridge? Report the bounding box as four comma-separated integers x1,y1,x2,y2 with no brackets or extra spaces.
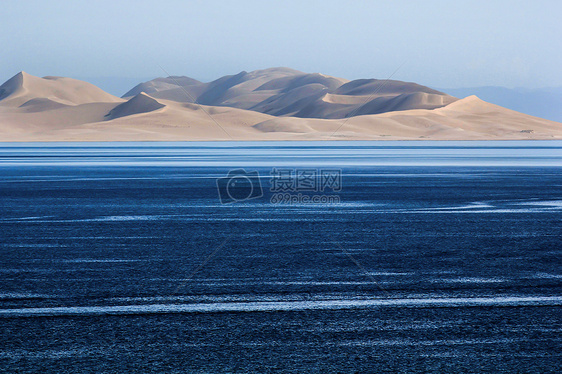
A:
0,69,560,141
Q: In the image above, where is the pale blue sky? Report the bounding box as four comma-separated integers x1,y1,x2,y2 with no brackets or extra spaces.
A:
2,0,561,94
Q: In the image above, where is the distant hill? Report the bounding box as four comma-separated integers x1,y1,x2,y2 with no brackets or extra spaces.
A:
125,67,457,119
439,86,562,122
123,76,202,98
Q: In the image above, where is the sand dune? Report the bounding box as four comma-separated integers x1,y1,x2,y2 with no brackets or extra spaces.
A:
0,72,122,108
123,76,201,98
126,69,457,119
334,79,445,96
106,93,165,120
129,67,305,106
125,68,348,112
0,70,560,141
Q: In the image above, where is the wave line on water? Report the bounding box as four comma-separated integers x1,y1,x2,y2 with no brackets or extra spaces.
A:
1,296,560,317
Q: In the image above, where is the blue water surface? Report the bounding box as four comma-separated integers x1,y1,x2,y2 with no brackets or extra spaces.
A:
0,141,561,373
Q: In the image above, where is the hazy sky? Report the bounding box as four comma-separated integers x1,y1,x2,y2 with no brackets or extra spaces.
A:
2,0,561,94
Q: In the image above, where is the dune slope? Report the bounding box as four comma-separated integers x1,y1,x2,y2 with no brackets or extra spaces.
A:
106,93,165,120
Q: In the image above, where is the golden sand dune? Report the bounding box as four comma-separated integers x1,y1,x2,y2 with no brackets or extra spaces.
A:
0,70,560,141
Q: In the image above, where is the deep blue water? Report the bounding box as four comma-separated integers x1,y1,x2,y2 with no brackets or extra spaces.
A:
0,141,561,373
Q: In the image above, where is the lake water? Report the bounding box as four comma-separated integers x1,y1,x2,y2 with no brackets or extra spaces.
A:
1,141,561,373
